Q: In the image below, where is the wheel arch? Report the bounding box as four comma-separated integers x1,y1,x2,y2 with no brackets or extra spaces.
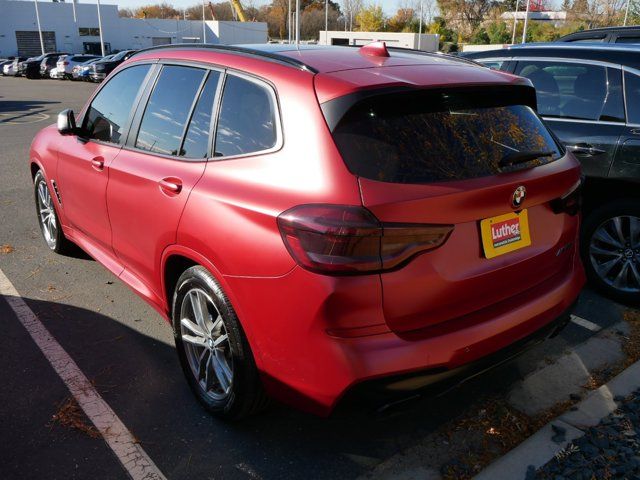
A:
160,245,262,365
582,176,640,215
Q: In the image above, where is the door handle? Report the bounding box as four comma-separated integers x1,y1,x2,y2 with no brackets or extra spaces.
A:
91,156,105,170
159,177,182,195
567,144,606,156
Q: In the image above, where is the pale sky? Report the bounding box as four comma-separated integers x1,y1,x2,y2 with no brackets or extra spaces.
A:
79,0,407,15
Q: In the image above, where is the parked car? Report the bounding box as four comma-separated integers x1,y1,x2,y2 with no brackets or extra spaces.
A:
0,58,14,75
89,49,136,81
30,43,585,419
72,56,108,81
557,25,640,44
21,52,67,79
3,57,27,76
40,54,65,78
57,54,101,79
463,43,640,304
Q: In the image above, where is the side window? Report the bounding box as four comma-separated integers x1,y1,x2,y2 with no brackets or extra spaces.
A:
180,71,221,159
514,61,624,122
480,60,507,71
135,65,206,156
624,71,640,124
83,64,151,144
615,37,640,44
214,74,278,157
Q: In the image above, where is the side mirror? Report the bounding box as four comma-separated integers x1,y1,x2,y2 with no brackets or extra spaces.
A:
57,109,77,135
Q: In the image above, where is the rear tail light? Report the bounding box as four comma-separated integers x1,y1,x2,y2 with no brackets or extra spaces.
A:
551,178,582,216
277,204,453,275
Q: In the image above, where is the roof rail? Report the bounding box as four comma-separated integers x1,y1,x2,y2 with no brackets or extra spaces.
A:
130,43,319,74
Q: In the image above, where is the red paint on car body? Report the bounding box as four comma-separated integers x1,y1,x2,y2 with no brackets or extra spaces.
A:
30,45,585,416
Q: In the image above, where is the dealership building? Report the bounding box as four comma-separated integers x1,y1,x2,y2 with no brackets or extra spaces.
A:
319,31,439,51
0,0,267,57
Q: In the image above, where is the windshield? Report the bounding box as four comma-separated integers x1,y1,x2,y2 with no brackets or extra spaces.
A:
331,89,563,184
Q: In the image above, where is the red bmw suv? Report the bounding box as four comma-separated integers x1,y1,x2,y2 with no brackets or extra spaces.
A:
30,43,585,419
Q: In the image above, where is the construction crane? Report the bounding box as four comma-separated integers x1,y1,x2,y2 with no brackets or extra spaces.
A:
230,0,248,22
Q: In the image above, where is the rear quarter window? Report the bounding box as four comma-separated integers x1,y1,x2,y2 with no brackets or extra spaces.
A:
331,89,562,184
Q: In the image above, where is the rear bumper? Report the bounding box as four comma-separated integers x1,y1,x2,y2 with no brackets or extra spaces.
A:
224,251,585,416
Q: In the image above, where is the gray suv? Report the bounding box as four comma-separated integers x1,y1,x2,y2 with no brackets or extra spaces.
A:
465,44,640,304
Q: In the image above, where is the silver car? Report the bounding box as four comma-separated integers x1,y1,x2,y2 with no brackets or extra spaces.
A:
56,54,101,79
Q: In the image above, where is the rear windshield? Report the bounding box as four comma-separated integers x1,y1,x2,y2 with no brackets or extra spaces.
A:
331,89,562,184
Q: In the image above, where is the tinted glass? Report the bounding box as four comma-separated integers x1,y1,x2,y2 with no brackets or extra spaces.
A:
625,71,640,124
84,64,150,144
214,75,277,157
515,61,624,121
180,71,220,159
481,60,507,71
332,90,562,184
615,36,640,43
569,37,606,42
136,65,206,156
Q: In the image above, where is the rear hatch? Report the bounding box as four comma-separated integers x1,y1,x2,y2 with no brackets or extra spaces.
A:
329,85,582,335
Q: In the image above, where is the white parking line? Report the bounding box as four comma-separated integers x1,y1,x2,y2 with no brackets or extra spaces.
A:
0,268,167,480
570,315,602,332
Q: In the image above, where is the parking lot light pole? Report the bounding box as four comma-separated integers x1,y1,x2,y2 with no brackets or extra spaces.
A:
202,0,207,43
33,0,45,55
325,0,328,36
511,0,519,44
624,0,631,25
288,0,291,43
96,0,105,56
418,1,423,50
521,0,530,44
295,0,300,45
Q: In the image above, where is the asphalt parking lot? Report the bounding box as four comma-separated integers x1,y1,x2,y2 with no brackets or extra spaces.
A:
0,76,629,480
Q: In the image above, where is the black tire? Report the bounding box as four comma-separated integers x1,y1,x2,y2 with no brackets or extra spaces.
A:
581,199,640,306
172,266,268,419
33,171,74,255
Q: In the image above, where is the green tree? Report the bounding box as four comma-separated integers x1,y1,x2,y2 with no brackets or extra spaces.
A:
387,8,415,32
486,20,511,43
356,4,385,31
428,16,457,44
470,27,490,43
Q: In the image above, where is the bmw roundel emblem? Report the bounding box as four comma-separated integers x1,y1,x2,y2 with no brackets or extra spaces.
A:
512,186,526,208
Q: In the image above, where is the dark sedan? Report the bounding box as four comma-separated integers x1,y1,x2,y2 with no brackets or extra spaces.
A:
20,52,68,79
89,49,136,82
464,43,640,304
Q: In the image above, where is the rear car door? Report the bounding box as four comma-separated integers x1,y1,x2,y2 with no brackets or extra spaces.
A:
513,59,626,178
107,64,222,299
56,64,153,254
611,68,640,179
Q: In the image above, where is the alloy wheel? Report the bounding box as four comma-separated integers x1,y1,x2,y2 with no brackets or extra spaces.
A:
180,288,234,401
36,178,57,250
589,215,640,293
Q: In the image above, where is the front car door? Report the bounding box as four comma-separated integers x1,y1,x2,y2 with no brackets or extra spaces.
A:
106,63,222,303
56,63,153,256
512,59,626,178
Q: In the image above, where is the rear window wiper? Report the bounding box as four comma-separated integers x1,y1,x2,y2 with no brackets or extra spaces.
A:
499,150,554,168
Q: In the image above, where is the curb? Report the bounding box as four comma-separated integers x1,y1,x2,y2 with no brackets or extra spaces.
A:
473,359,640,480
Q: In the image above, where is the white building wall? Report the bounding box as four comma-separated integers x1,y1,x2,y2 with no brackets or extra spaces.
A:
319,31,439,52
0,0,267,57
210,21,269,45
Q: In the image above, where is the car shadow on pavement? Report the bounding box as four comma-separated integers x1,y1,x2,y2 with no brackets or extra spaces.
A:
0,100,60,112
8,296,527,480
